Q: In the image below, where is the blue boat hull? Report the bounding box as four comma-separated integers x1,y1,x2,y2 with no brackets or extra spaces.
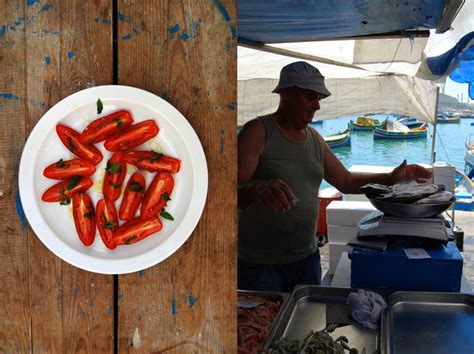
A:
373,128,427,139
327,135,351,148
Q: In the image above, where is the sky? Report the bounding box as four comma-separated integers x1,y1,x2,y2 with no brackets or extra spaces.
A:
443,77,471,103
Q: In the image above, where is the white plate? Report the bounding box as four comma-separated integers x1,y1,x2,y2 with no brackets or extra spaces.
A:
19,85,208,274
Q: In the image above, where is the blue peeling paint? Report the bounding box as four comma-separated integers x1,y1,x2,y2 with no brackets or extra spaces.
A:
132,27,138,34
117,12,126,22
107,306,113,314
171,297,177,316
169,24,179,34
122,33,132,40
94,18,100,23
39,4,52,13
73,287,78,297
0,25,6,37
27,0,40,6
102,18,112,26
16,191,27,227
161,91,170,102
0,93,19,100
220,129,225,153
67,51,75,59
44,56,51,65
227,102,236,111
138,270,145,277
187,293,197,309
214,0,231,22
180,31,190,42
230,25,236,39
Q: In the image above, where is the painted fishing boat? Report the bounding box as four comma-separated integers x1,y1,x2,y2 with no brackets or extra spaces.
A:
309,120,323,127
374,120,428,140
437,113,461,123
349,116,381,131
324,129,351,148
396,117,424,128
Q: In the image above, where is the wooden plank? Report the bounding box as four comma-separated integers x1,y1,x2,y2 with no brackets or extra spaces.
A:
0,1,29,352
23,0,114,352
117,1,237,352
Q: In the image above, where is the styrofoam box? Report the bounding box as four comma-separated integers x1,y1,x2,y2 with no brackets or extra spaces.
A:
329,242,352,257
326,201,377,226
327,225,357,243
328,252,351,275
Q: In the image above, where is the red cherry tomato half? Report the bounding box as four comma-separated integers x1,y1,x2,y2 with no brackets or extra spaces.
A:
103,151,127,201
41,176,93,203
79,110,134,144
112,217,163,245
72,193,96,246
96,199,118,250
43,158,96,180
140,172,174,220
122,150,181,173
119,172,146,221
103,120,159,151
56,124,103,165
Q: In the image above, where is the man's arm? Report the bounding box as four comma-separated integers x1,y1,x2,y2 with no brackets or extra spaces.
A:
313,130,431,194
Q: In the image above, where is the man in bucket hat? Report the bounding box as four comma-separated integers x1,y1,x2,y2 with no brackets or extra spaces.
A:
237,61,431,293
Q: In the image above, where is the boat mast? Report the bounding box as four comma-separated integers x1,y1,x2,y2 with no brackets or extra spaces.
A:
431,87,440,164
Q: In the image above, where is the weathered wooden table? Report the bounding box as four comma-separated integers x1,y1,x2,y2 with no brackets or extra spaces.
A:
0,1,236,352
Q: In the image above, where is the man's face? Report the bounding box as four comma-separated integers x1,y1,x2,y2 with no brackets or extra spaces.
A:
281,87,323,128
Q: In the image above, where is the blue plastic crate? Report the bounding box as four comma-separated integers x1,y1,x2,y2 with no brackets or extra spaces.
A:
350,242,463,293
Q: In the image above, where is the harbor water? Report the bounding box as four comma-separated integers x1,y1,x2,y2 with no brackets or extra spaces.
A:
314,115,474,190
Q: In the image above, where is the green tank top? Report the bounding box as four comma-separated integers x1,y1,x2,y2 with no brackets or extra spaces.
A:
238,115,325,264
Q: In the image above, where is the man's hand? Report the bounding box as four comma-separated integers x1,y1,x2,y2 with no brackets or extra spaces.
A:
256,179,298,213
390,159,432,184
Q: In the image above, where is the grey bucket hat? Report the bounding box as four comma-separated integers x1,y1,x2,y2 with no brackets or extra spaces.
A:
272,61,331,98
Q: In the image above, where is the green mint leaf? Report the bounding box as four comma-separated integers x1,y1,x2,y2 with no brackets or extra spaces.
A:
66,176,81,190
59,197,71,206
97,98,103,114
129,181,143,192
67,137,77,152
104,221,117,230
160,210,174,221
106,162,121,174
125,235,137,245
116,118,122,128
150,152,162,162
56,158,70,168
161,192,171,201
108,181,121,189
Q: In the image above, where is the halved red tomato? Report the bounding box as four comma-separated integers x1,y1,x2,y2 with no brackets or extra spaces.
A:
122,150,181,173
96,199,118,250
79,109,134,144
43,158,96,179
112,217,163,245
103,120,159,151
103,151,127,201
56,124,103,165
140,172,174,220
119,172,145,221
72,193,96,246
41,176,93,204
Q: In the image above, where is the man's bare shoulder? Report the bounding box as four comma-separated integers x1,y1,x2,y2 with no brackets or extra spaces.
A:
239,118,266,142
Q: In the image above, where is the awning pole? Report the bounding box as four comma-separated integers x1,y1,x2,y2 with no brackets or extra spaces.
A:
431,87,440,164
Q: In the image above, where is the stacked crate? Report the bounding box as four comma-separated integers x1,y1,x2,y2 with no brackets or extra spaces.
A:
326,201,377,274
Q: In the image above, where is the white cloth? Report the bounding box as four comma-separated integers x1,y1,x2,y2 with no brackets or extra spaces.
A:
346,289,387,329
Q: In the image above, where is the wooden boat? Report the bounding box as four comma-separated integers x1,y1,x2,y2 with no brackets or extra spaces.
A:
324,129,351,148
437,113,461,123
396,117,424,128
374,120,428,140
349,116,381,131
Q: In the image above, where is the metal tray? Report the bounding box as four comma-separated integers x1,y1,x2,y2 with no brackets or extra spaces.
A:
264,286,379,352
237,290,290,347
381,291,474,354
368,197,455,218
